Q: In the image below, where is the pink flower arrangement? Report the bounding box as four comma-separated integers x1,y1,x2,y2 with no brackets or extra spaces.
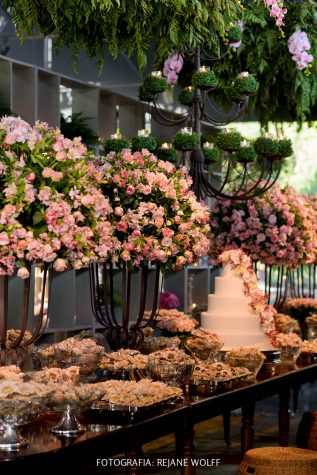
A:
209,184,317,268
99,149,210,270
288,30,314,70
220,249,277,346
163,53,184,85
265,0,287,28
157,314,197,334
0,116,119,276
159,291,180,309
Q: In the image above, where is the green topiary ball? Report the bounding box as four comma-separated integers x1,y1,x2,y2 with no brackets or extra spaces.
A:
192,70,217,89
215,130,242,152
179,87,194,106
227,26,243,43
142,75,167,94
276,138,293,159
254,136,279,158
104,137,131,155
155,147,178,163
139,84,154,102
203,147,219,164
234,73,259,96
226,86,246,104
131,134,157,152
236,146,256,163
172,131,200,150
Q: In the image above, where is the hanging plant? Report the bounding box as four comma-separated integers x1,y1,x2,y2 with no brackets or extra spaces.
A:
203,146,220,164
131,134,157,152
172,131,200,151
276,138,294,158
178,87,194,106
155,146,178,163
142,75,167,94
192,69,218,89
103,136,130,155
234,72,259,96
215,130,242,152
236,145,256,163
254,136,279,158
227,25,243,43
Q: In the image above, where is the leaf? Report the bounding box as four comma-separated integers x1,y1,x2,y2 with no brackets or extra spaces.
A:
33,211,44,226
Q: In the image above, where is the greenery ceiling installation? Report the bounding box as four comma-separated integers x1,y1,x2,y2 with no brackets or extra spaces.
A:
3,0,242,69
3,0,317,123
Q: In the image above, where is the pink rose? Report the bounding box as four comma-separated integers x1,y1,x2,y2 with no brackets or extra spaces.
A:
53,258,67,272
17,267,30,279
126,185,135,195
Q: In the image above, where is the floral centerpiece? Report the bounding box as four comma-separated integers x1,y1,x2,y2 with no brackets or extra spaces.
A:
284,297,317,339
156,314,197,341
99,149,210,270
0,116,118,277
209,184,317,268
218,249,277,346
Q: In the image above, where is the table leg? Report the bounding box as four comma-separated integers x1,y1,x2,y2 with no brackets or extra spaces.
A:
125,447,143,475
292,385,300,414
223,411,231,447
241,402,255,457
279,388,291,446
175,423,196,475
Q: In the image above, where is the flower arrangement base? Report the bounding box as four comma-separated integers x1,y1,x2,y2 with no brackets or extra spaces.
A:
0,423,29,451
50,404,86,437
0,264,50,368
90,262,162,351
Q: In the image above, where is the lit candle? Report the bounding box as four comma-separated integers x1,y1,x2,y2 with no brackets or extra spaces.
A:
138,129,149,137
203,142,214,149
180,127,193,135
240,140,249,148
199,66,210,73
239,71,250,78
151,71,162,78
264,132,273,139
110,133,122,139
186,86,193,92
161,142,170,149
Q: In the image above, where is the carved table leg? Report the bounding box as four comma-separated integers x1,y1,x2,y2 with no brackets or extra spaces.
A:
223,411,231,447
241,402,255,457
279,388,291,447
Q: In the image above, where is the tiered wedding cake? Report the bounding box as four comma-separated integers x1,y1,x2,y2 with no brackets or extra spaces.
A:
201,250,275,350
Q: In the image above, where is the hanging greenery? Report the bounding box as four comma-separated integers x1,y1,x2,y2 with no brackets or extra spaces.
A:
212,0,317,124
3,0,243,70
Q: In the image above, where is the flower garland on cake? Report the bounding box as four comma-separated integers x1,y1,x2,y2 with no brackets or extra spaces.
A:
219,249,277,346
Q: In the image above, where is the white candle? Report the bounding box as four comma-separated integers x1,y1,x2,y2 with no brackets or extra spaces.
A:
180,127,193,135
138,129,149,137
203,142,214,149
239,71,250,78
151,71,162,78
110,133,122,139
186,86,193,92
161,142,170,149
240,140,249,148
199,66,210,72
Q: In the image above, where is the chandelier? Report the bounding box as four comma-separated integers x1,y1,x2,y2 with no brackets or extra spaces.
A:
140,45,288,201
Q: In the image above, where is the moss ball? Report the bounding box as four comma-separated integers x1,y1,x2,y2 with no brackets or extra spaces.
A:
235,74,259,96
172,131,200,150
215,130,242,152
236,146,256,163
139,85,154,102
131,134,157,152
227,26,243,43
203,147,220,163
155,147,178,163
254,136,279,158
179,88,194,106
142,76,167,94
104,137,131,155
277,138,293,159
192,70,217,89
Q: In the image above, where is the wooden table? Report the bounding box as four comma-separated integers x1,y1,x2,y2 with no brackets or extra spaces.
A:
1,361,316,474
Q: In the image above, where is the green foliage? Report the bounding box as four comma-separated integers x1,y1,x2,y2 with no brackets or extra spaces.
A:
172,131,200,150
234,74,259,95
277,138,293,159
192,70,218,89
202,147,220,163
143,76,167,94
139,85,154,102
215,130,242,151
155,147,178,163
131,134,157,152
60,112,99,146
227,25,243,43
254,136,279,158
178,87,194,106
3,0,243,70
103,137,130,155
212,0,317,124
236,146,256,163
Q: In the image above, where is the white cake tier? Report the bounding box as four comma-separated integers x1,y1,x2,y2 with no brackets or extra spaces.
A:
207,294,251,314
201,312,273,350
214,276,244,297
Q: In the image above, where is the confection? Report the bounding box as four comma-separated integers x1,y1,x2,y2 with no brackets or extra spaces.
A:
201,250,275,350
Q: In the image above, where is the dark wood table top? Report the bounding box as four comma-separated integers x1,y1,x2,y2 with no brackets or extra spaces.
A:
1,361,316,469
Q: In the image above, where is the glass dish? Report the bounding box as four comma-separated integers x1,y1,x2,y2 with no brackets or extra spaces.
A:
224,354,265,382
147,360,195,386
